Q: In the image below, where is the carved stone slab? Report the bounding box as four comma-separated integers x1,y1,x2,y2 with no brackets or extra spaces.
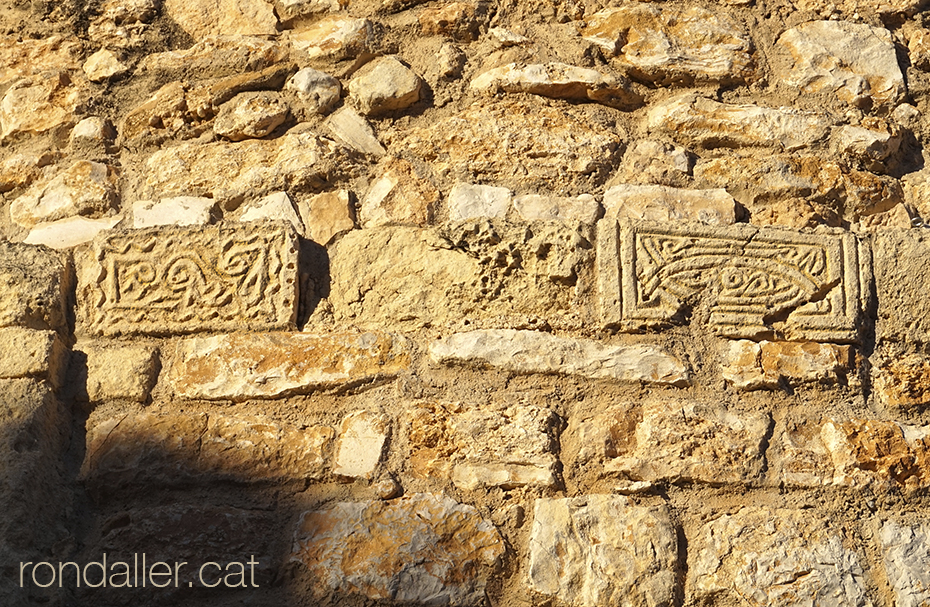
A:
597,219,865,341
79,221,298,336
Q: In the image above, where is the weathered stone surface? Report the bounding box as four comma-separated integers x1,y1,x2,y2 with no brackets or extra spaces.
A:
275,0,341,21
880,520,930,607
858,203,912,232
24,216,122,250
399,99,623,193
239,191,303,232
408,402,557,490
0,36,82,86
448,183,511,221
132,196,214,228
10,161,119,228
527,495,678,607
582,4,754,85
597,219,864,341
776,21,904,108
297,189,355,244
512,193,600,223
138,36,289,77
691,507,870,607
0,152,57,193
88,0,159,50
82,410,333,486
0,328,65,382
489,27,528,46
832,122,901,165
0,72,88,141
70,117,116,147
323,105,386,156
420,2,479,41
616,139,691,187
142,131,352,203
576,399,769,484
721,340,851,390
874,231,930,344
603,184,736,225
289,16,373,61
792,0,923,14
76,343,158,402
0,241,67,332
333,411,390,479
430,329,690,386
291,494,504,605
82,49,128,82
285,67,341,115
170,332,411,400
470,62,642,109
647,93,832,150
438,42,466,78
214,91,289,141
164,0,278,38
77,222,298,336
360,157,439,227
874,354,930,409
348,56,423,116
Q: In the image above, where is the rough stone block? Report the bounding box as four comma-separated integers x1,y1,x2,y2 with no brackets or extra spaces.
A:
430,329,690,386
721,340,851,390
0,328,66,383
10,160,119,229
880,520,930,607
348,56,422,116
603,184,736,225
874,231,930,344
0,241,67,332
512,193,600,223
76,343,158,402
290,494,504,605
597,219,865,341
169,331,410,401
0,72,88,141
874,353,930,410
575,399,770,485
527,495,679,607
164,0,278,39
691,507,871,607
77,222,298,336
408,402,557,490
289,16,372,61
332,410,390,479
132,196,214,228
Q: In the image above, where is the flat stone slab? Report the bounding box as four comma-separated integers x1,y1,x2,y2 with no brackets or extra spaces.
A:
290,493,504,605
527,494,679,607
170,331,411,400
430,329,690,386
77,222,298,336
332,410,390,479
880,520,930,607
597,219,864,341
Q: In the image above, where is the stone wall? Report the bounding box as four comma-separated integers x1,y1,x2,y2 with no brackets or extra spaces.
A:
2,0,930,605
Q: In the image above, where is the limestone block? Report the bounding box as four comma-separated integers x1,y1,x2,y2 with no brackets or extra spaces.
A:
721,340,851,390
214,91,289,141
470,62,642,109
77,343,158,402
597,219,865,342
616,139,691,187
512,194,600,223
576,399,770,484
0,328,66,383
776,21,904,108
582,4,754,85
163,0,278,38
82,49,128,82
874,231,930,344
285,67,341,115
0,152,57,193
437,42,466,78
527,495,679,607
691,507,871,607
408,402,557,490
132,196,214,228
0,241,67,332
70,117,116,147
169,332,410,400
447,183,511,221
274,0,342,21
323,106,386,156
603,184,736,225
647,93,832,151
82,410,333,487
880,520,930,607
332,411,390,479
289,16,373,61
297,189,355,244
791,0,923,14
489,27,527,46
430,329,690,386
77,222,298,336
360,157,439,227
138,36,289,78
348,56,423,116
238,191,304,232
401,98,623,193
821,419,930,489
10,161,119,229
24,216,123,250
874,353,930,409
419,2,479,41
0,36,82,86
832,123,901,164
88,0,159,50
290,494,504,605
0,71,87,141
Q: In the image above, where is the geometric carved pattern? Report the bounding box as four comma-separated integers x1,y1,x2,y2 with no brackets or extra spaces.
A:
597,219,864,342
80,221,299,336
